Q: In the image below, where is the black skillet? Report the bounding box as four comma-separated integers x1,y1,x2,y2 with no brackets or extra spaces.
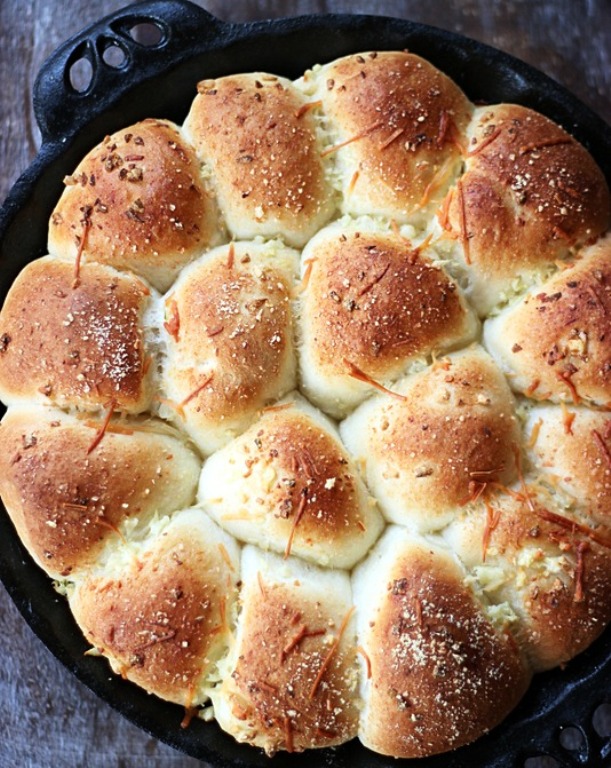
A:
0,2,610,766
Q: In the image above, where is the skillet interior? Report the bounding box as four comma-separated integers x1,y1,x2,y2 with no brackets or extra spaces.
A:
0,1,610,765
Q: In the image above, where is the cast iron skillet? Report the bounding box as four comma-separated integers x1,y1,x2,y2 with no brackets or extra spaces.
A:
0,2,610,766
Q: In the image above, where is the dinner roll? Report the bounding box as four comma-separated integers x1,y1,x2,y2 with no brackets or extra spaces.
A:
183,73,336,247
0,256,156,414
298,219,478,418
0,405,201,579
69,507,240,707
340,346,520,531
353,527,530,757
436,104,610,315
444,489,611,671
159,240,299,454
483,234,611,406
211,545,359,754
524,404,611,531
198,393,383,568
48,119,222,291
306,51,472,226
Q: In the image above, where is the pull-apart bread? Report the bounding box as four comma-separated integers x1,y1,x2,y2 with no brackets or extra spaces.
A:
0,49,610,759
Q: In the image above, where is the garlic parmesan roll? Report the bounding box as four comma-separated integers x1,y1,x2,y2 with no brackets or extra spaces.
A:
211,546,359,754
49,119,222,291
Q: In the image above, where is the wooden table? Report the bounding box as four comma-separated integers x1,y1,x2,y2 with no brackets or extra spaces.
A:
0,1,608,766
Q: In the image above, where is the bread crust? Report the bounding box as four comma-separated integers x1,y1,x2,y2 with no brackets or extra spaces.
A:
443,105,610,314
160,241,298,454
314,51,472,224
69,508,240,705
49,119,221,291
212,547,359,754
0,407,200,579
199,395,383,568
484,234,611,406
184,73,335,247
525,405,611,531
341,346,520,530
445,491,611,671
354,530,530,757
299,222,477,416
0,257,154,413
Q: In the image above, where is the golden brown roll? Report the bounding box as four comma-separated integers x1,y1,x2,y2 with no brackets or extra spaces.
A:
298,219,478,417
484,234,611,406
436,104,610,315
159,240,299,454
306,50,472,226
69,507,240,707
48,119,222,291
0,256,156,414
0,405,201,579
183,73,336,247
353,527,531,757
211,545,359,754
444,487,611,672
340,346,520,531
198,393,383,568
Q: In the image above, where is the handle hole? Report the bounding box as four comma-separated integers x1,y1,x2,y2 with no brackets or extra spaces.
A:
102,42,128,69
68,56,94,94
593,702,611,738
128,21,164,47
558,725,585,752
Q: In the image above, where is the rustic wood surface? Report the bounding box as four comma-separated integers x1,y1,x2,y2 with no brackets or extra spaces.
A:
0,1,609,766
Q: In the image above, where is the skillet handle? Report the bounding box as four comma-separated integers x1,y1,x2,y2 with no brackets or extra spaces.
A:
33,0,225,145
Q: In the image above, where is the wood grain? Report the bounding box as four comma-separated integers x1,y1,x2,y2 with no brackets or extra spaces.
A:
0,1,609,766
